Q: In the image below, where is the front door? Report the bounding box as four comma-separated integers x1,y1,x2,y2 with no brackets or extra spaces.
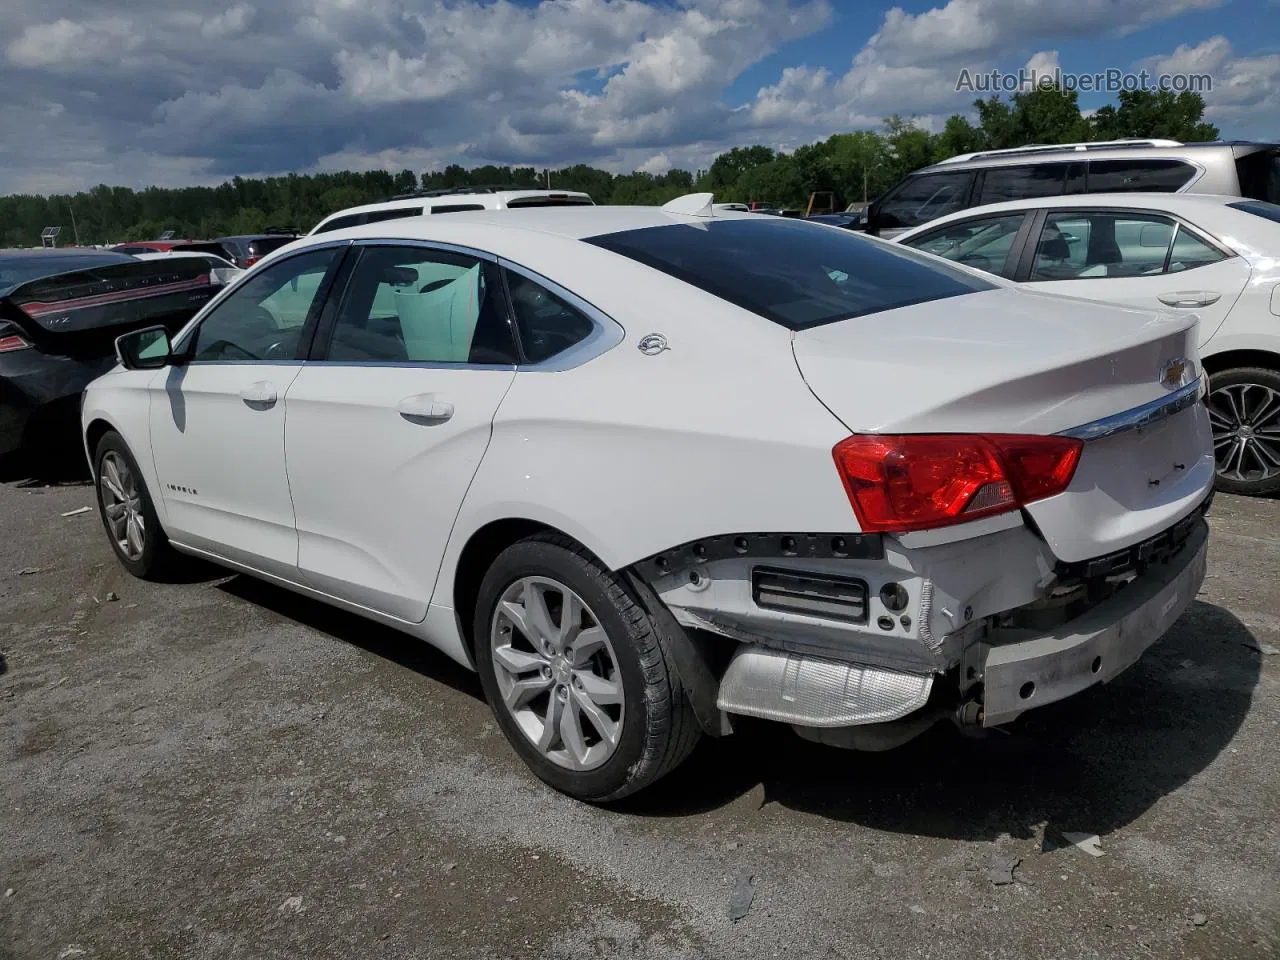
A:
283,243,518,621
148,246,344,577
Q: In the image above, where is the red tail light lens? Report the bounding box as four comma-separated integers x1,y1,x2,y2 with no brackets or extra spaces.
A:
832,434,1083,534
243,255,260,268
0,333,31,353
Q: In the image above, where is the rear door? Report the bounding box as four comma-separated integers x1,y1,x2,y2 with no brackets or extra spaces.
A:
1016,207,1252,346
282,242,518,621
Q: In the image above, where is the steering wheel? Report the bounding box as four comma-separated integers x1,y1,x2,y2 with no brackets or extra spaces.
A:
202,340,257,361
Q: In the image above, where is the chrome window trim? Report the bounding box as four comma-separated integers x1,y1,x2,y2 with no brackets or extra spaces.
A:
1059,378,1203,441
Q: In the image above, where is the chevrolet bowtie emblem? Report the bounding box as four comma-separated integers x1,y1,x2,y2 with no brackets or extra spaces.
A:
1160,357,1189,390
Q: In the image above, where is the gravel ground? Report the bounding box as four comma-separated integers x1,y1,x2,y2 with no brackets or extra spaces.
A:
1,465,1277,960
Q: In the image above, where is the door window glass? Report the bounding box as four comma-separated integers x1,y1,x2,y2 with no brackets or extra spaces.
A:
900,214,1026,276
873,172,973,229
325,246,516,364
189,248,336,361
978,164,1079,204
1031,212,1177,280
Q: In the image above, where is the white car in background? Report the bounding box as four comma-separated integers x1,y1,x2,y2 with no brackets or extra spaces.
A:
894,194,1280,496
309,187,595,236
74,195,1213,801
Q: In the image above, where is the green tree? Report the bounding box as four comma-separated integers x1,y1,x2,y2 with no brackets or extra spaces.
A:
1091,90,1219,142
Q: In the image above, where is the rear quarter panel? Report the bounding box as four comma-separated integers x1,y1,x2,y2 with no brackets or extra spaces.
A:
432,236,861,603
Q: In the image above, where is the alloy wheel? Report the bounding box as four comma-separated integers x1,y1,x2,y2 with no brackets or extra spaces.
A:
489,576,624,771
1207,382,1280,484
100,451,146,561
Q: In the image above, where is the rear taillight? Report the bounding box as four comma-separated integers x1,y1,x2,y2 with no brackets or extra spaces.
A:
243,255,260,268
832,433,1083,534
0,333,31,353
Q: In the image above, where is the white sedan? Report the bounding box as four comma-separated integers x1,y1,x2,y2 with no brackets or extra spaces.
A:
893,194,1280,497
78,196,1214,801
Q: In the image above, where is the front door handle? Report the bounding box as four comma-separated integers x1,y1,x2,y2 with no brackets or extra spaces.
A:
239,380,278,407
397,393,454,424
1158,290,1222,308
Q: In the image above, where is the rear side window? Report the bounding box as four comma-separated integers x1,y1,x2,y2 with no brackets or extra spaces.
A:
584,217,994,330
977,163,1082,205
1234,150,1280,203
503,270,596,363
1029,211,1214,280
873,172,973,229
1086,159,1197,193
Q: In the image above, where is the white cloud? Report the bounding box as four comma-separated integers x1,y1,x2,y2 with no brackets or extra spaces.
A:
1142,37,1280,135
0,0,1270,195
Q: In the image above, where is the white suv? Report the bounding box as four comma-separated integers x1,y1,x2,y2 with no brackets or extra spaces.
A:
309,187,594,236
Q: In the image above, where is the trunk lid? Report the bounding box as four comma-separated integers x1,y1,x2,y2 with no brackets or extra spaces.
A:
794,287,1214,562
0,258,217,359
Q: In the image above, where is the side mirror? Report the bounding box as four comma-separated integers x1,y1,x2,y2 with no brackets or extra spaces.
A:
115,325,173,370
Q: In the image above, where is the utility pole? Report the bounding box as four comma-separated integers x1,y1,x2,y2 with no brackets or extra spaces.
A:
66,197,81,246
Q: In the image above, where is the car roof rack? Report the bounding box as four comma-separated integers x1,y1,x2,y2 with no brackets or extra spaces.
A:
385,184,539,201
935,138,1185,165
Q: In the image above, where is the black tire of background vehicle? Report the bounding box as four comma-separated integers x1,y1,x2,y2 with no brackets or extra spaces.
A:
473,533,702,802
1208,366,1280,498
93,430,178,579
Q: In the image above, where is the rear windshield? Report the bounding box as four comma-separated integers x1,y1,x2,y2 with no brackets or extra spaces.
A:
0,254,133,291
583,217,994,330
505,196,594,208
1228,200,1280,224
249,236,298,256
1236,149,1280,204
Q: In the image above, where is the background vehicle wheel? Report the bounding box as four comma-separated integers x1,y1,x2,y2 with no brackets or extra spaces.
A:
93,431,177,579
474,533,701,802
1206,367,1280,497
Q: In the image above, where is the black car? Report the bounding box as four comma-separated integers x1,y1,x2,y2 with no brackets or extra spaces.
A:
804,212,865,229
0,250,218,460
215,229,300,269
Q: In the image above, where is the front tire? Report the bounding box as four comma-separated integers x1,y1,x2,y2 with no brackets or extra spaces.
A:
473,533,700,802
93,430,176,579
1206,366,1280,497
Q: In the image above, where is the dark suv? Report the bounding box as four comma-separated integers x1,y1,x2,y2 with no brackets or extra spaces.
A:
864,139,1280,238
216,229,300,269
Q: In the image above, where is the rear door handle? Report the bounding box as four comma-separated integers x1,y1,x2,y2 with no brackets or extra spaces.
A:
239,381,278,407
1158,291,1222,308
397,393,454,424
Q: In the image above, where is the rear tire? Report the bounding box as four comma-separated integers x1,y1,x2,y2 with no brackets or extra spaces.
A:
93,430,178,579
473,533,700,802
1206,367,1280,497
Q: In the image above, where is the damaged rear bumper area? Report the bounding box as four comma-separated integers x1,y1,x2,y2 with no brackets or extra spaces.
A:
632,504,1210,747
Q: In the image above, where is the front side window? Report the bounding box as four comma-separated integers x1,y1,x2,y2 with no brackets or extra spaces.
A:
1086,159,1197,193
978,164,1081,205
1031,211,1179,281
873,172,974,229
585,217,994,330
324,246,516,364
189,247,337,361
901,214,1027,277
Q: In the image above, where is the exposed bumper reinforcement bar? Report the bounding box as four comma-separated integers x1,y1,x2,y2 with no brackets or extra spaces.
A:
980,517,1208,727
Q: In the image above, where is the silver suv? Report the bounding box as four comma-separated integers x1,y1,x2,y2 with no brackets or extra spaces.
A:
864,139,1280,238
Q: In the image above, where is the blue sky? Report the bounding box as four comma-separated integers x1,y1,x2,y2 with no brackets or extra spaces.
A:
0,0,1276,194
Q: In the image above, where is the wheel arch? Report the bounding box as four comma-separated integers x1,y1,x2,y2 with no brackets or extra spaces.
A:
1201,348,1280,377
84,417,118,472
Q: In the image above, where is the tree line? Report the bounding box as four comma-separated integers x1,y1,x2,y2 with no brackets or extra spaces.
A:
0,88,1218,247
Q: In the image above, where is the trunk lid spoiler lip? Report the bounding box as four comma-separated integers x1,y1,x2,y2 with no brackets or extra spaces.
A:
0,259,216,357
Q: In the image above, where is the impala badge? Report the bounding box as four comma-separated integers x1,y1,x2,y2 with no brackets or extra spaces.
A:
638,333,669,356
1160,357,1190,391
